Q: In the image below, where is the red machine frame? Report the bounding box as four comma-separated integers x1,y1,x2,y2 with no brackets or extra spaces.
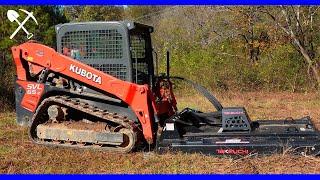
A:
12,42,177,143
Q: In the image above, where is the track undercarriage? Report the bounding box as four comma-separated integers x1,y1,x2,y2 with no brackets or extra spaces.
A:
30,96,138,152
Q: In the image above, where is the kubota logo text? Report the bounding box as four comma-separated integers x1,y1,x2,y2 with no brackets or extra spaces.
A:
69,64,102,85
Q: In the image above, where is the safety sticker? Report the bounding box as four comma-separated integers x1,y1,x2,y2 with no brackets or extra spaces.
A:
165,123,175,131
216,138,249,144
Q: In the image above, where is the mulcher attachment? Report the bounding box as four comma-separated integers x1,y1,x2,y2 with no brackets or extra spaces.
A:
157,107,320,156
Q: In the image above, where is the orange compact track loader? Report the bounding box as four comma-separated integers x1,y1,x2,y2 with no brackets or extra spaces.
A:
11,21,320,156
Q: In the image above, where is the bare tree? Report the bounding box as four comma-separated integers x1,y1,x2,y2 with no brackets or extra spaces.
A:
263,6,320,88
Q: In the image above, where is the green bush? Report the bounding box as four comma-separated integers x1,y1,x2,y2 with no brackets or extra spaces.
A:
158,42,313,93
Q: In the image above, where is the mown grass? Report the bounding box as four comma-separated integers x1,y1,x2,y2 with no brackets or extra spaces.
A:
1,91,320,174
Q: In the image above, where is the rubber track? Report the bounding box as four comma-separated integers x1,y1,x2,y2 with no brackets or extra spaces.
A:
29,95,138,153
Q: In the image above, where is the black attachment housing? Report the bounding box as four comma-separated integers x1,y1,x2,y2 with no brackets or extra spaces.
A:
157,106,320,156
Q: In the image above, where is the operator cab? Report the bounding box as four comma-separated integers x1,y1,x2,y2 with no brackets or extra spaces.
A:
55,21,154,86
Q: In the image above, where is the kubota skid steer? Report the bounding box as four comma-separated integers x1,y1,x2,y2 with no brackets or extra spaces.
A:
11,21,320,156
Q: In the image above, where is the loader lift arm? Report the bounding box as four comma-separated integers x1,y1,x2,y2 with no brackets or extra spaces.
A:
12,42,156,143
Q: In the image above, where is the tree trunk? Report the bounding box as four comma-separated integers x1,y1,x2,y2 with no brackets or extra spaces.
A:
292,37,320,87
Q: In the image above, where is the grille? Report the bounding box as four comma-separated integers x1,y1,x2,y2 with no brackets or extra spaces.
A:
61,29,123,60
132,62,148,84
130,35,148,84
133,62,148,74
130,35,145,58
88,63,127,80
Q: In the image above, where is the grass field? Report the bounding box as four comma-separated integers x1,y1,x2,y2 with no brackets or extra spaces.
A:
1,91,320,174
